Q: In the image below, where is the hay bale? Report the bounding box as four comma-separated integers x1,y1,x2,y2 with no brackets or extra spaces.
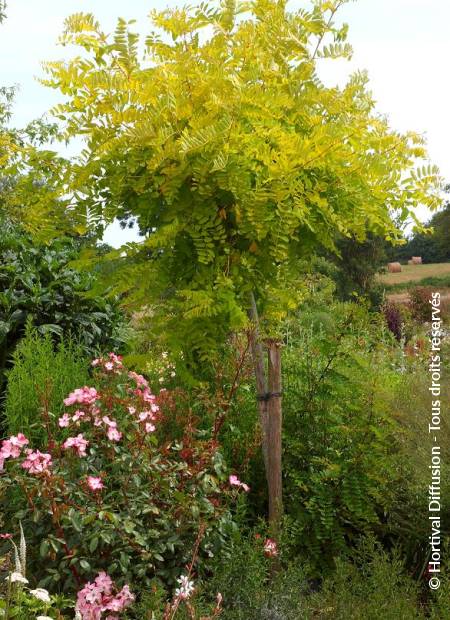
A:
388,262,402,273
412,256,422,265
408,259,414,265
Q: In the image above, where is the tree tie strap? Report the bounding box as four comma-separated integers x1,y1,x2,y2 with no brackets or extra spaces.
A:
257,391,283,402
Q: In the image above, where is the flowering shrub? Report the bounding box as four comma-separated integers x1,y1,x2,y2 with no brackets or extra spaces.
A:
0,353,238,595
75,572,134,619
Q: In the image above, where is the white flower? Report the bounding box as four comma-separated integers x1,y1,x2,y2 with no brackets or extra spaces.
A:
30,587,51,603
9,571,28,584
37,616,53,620
175,574,195,600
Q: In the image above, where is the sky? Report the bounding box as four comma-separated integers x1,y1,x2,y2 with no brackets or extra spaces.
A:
1,0,449,246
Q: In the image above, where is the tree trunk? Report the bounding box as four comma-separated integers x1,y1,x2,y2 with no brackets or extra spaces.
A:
247,292,269,476
267,339,283,530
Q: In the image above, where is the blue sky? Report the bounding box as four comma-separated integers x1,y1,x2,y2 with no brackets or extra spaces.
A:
1,0,449,245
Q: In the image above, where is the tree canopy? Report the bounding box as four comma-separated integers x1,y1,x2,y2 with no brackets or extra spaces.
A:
34,0,441,360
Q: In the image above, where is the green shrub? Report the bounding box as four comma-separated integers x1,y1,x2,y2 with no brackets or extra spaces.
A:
384,369,450,574
197,529,275,619
194,536,426,620
3,326,90,443
328,233,388,306
306,541,425,620
281,302,401,571
429,564,450,619
0,218,126,400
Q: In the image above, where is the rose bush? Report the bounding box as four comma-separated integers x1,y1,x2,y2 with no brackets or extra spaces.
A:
0,354,241,597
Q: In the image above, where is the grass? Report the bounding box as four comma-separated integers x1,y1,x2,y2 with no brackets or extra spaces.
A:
379,263,450,290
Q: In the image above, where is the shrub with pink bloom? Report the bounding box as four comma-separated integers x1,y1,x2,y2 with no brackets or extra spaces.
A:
10,433,29,449
106,427,122,442
128,370,149,388
0,441,20,460
73,410,86,423
75,572,134,619
0,353,236,597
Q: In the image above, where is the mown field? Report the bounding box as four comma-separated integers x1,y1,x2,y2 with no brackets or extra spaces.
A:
379,262,450,286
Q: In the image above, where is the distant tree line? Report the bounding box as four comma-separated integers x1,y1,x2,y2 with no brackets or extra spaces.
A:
317,203,449,304
387,204,450,264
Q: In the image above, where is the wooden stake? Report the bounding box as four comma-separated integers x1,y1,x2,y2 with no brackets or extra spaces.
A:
248,292,269,477
267,339,283,530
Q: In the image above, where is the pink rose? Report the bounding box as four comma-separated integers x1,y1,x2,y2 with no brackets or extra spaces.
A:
64,386,98,407
263,538,278,558
229,474,250,492
107,428,122,442
58,413,71,428
87,476,104,491
21,450,52,474
63,434,89,457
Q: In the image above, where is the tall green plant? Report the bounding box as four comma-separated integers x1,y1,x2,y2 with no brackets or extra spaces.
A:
282,302,399,569
4,327,90,443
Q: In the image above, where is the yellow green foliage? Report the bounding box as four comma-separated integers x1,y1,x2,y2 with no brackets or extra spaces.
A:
33,0,442,358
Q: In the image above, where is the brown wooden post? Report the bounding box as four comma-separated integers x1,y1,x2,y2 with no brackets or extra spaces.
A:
267,339,283,530
248,292,269,477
